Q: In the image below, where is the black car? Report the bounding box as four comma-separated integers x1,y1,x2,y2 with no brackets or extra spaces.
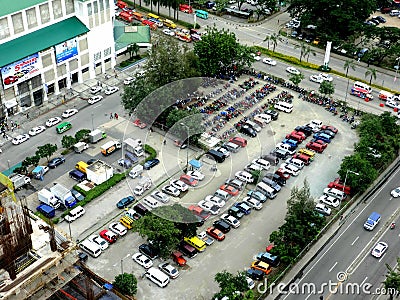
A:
47,156,65,168
213,220,231,233
264,109,279,120
228,206,245,219
246,268,265,281
270,149,288,159
294,125,313,137
239,124,257,138
374,16,386,23
261,154,279,166
265,172,286,186
144,158,160,170
139,243,159,259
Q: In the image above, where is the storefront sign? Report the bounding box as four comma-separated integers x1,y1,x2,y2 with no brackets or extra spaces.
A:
54,38,78,64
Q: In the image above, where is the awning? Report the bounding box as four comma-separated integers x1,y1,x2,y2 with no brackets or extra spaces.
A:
4,99,18,109
189,159,202,169
0,17,89,67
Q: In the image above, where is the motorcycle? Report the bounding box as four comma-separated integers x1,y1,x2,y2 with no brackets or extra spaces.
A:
390,222,396,229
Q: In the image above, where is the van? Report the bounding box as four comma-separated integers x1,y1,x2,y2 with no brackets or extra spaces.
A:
353,81,372,94
36,204,56,218
120,216,134,229
184,236,206,252
323,188,346,201
80,240,101,258
262,177,281,193
214,189,230,201
134,203,149,216
363,212,381,230
262,154,279,166
274,101,293,113
225,178,246,190
245,120,262,132
286,158,304,169
256,182,277,199
179,241,198,258
224,142,240,153
65,206,85,222
75,161,88,173
69,169,87,182
129,164,144,178
145,267,170,288
206,149,225,163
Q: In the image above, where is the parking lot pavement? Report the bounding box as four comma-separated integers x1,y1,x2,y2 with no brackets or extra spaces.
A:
73,79,359,299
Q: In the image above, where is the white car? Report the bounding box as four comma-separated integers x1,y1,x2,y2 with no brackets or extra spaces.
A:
104,86,119,95
391,187,400,198
62,108,78,118
142,197,159,209
245,163,263,173
235,171,254,183
247,277,255,289
286,66,300,75
262,57,277,66
215,147,230,158
88,95,103,104
163,28,175,36
205,195,226,208
186,170,205,181
318,195,340,208
12,134,30,145
386,100,400,109
28,126,46,136
109,222,127,236
252,158,270,170
88,235,109,250
170,179,188,192
158,262,180,279
151,191,170,203
162,185,180,197
132,253,153,269
251,53,261,61
319,73,333,82
221,213,240,228
243,196,262,210
45,117,62,127
314,203,331,216
280,163,300,176
90,86,102,94
198,200,220,215
134,185,145,196
309,74,324,83
123,77,135,85
371,241,388,258
254,113,271,124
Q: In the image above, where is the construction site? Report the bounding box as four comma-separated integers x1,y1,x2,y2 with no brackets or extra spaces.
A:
0,174,122,300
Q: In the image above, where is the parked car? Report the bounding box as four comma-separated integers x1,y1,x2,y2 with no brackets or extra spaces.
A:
132,253,153,269
71,189,85,202
179,175,198,187
151,191,170,203
159,262,179,279
171,251,187,266
219,185,240,196
206,227,225,241
220,213,240,228
88,95,103,105
243,197,263,210
264,109,279,120
88,235,108,250
198,200,220,215
144,159,160,170
47,156,65,168
170,179,189,191
116,195,135,209
139,243,159,259
186,170,205,181
109,222,127,236
62,108,78,118
162,185,180,197
205,195,225,207
318,195,340,208
99,229,118,243
104,86,119,95
213,219,231,233
314,203,332,216
197,231,215,246
247,190,268,202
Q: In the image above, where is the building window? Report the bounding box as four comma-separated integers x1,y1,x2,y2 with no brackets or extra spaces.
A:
94,52,101,62
40,4,51,24
93,1,99,14
79,37,88,51
11,13,24,34
99,0,104,11
87,3,92,16
42,53,52,68
0,18,10,39
52,0,63,19
104,47,111,57
17,82,29,94
105,0,109,8
31,76,42,89
65,0,75,14
26,8,38,29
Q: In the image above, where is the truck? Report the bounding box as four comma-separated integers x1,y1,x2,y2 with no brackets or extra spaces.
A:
73,142,89,153
123,138,144,157
118,11,133,23
89,129,107,144
36,204,56,218
9,173,31,190
38,189,60,209
133,177,152,196
101,140,121,156
86,161,114,185
128,164,144,178
50,183,77,208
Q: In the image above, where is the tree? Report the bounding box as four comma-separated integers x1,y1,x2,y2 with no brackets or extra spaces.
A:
61,135,76,149
113,273,137,296
288,73,304,86
343,59,356,77
127,43,140,59
319,81,335,97
75,129,90,142
36,144,58,162
269,33,282,53
304,44,316,62
213,271,249,300
21,155,41,173
384,258,400,300
132,213,181,259
294,42,307,62
365,67,377,84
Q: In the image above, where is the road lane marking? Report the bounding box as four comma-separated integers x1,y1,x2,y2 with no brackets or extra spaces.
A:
93,104,102,109
390,196,393,201
378,254,386,263
351,236,359,245
329,262,337,272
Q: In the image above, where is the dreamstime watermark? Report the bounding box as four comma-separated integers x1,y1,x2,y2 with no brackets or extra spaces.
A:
257,271,400,296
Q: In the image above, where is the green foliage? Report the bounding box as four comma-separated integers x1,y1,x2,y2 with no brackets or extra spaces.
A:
250,169,262,183
113,273,137,296
53,217,60,224
62,135,76,149
365,67,377,85
22,155,40,169
319,81,335,96
384,258,400,299
61,149,70,155
36,144,58,162
127,43,140,59
143,144,157,163
213,271,249,300
288,73,304,86
74,129,91,142
166,108,205,141
121,76,156,114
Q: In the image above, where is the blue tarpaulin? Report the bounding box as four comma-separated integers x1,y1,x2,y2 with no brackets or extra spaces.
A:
189,159,202,170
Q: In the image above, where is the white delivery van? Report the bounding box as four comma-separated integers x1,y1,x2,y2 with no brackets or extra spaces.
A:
64,206,86,222
129,165,144,178
256,182,277,199
80,240,102,257
145,267,170,287
274,101,293,113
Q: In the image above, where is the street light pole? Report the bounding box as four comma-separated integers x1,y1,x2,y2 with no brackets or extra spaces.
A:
180,123,189,172
91,113,94,131
120,253,131,274
7,160,10,172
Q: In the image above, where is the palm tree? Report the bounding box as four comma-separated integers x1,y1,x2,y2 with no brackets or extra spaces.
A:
127,43,140,59
343,59,356,77
384,259,400,300
304,45,316,63
294,42,307,62
269,33,282,53
264,35,271,50
365,67,377,85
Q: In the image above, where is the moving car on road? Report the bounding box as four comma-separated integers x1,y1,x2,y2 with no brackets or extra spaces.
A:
371,241,388,258
62,108,78,118
29,126,46,136
104,86,119,95
45,117,62,127
286,66,300,75
12,134,30,145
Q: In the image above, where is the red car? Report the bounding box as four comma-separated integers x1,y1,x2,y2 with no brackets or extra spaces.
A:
188,205,210,220
133,119,147,129
207,227,225,241
266,244,274,252
328,178,351,195
292,154,311,165
100,229,118,243
275,168,291,180
321,125,338,134
219,184,239,196
179,174,198,186
229,137,247,147
172,251,187,266
285,132,305,143
311,139,328,149
306,141,325,153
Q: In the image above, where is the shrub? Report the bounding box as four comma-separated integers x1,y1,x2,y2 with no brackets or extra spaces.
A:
61,149,70,155
143,144,157,162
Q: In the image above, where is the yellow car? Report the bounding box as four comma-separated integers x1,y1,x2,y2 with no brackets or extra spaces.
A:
298,148,315,160
251,260,272,275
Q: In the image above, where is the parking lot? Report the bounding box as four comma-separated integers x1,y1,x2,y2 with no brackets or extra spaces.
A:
49,76,359,299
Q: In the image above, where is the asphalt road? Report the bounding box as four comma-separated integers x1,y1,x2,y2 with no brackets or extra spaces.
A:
279,164,400,300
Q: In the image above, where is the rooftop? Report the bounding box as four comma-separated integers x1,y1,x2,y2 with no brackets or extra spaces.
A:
114,20,151,51
0,0,47,18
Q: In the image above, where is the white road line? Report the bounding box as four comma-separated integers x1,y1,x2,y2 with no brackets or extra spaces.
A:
389,197,393,201
378,253,386,263
93,104,102,109
351,236,359,246
329,262,337,272
361,276,368,285
304,293,312,300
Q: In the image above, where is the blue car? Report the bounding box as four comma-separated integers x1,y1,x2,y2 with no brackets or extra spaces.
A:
144,158,160,170
234,202,252,215
116,196,135,209
247,190,267,203
281,138,298,150
313,133,331,143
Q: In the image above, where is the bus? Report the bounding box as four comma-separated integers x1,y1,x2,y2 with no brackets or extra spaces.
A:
56,122,72,134
147,13,160,20
195,10,208,19
132,12,144,21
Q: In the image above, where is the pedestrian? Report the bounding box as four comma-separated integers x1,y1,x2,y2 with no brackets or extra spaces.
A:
114,113,118,120
26,113,29,119
110,112,113,119
149,127,153,133
163,140,166,146
277,19,279,25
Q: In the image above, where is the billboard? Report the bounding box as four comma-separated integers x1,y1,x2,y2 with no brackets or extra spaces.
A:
1,54,42,89
54,38,78,64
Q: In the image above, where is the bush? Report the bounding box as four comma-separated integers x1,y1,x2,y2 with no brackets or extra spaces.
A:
61,149,70,155
143,144,157,163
